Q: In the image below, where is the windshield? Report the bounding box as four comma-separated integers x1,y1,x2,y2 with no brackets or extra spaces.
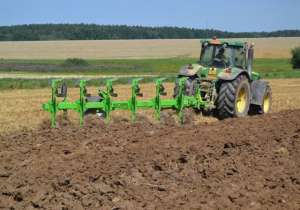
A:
199,44,245,68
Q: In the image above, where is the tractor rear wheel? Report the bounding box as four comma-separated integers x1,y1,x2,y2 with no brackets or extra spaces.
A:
216,75,251,119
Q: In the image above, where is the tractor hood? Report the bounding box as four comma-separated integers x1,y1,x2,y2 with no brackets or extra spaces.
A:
178,64,248,81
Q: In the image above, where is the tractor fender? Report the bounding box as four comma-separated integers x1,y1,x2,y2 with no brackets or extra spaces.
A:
178,65,200,76
217,70,250,81
250,79,268,106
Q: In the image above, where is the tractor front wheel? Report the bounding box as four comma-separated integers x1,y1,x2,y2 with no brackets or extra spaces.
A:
216,75,251,119
249,85,272,115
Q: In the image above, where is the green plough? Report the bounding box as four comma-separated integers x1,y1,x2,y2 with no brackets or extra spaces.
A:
42,78,210,127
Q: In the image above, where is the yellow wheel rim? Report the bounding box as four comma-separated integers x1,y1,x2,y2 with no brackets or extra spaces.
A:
236,87,247,113
263,93,271,113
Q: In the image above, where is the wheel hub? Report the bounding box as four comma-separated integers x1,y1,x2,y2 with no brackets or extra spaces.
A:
263,93,271,113
236,87,247,113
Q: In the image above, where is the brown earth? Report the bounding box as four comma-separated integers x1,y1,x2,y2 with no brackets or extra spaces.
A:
0,109,300,209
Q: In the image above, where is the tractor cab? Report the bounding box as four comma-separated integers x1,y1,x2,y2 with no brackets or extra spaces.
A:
199,38,254,77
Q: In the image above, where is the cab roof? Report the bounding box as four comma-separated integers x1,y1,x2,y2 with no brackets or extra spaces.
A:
201,38,245,48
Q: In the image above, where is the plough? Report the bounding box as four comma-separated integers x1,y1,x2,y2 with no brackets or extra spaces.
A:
42,78,211,127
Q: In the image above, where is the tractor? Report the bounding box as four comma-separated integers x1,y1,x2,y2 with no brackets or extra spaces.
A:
42,38,272,127
174,37,272,119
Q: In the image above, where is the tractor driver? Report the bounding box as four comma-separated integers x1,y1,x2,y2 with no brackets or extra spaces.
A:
213,47,228,67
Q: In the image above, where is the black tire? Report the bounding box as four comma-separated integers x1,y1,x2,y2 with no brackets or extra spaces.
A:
216,74,251,119
61,83,67,96
249,85,272,115
173,77,199,97
57,82,67,97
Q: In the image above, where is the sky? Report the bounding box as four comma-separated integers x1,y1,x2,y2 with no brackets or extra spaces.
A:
1,0,300,32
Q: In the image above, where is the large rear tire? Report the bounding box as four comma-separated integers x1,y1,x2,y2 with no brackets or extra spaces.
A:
216,75,251,119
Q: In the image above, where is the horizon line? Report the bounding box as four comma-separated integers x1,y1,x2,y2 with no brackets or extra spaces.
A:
0,23,299,34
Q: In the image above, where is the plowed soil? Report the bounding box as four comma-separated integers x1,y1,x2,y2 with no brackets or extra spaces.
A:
0,110,300,210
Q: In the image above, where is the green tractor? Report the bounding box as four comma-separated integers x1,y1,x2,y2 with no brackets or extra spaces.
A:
174,37,272,119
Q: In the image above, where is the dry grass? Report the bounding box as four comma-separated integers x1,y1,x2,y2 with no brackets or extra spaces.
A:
0,37,299,59
1,79,300,135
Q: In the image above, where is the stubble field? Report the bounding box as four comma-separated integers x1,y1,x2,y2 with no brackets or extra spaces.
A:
0,78,300,135
0,37,300,59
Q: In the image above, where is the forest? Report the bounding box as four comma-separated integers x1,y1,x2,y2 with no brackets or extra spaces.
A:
0,24,299,41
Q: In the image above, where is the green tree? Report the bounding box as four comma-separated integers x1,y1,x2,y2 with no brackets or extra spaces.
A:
291,47,300,69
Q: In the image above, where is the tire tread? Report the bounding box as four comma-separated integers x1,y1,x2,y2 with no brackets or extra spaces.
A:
216,75,248,119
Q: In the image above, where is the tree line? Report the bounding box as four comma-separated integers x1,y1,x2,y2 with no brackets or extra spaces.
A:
0,24,299,41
